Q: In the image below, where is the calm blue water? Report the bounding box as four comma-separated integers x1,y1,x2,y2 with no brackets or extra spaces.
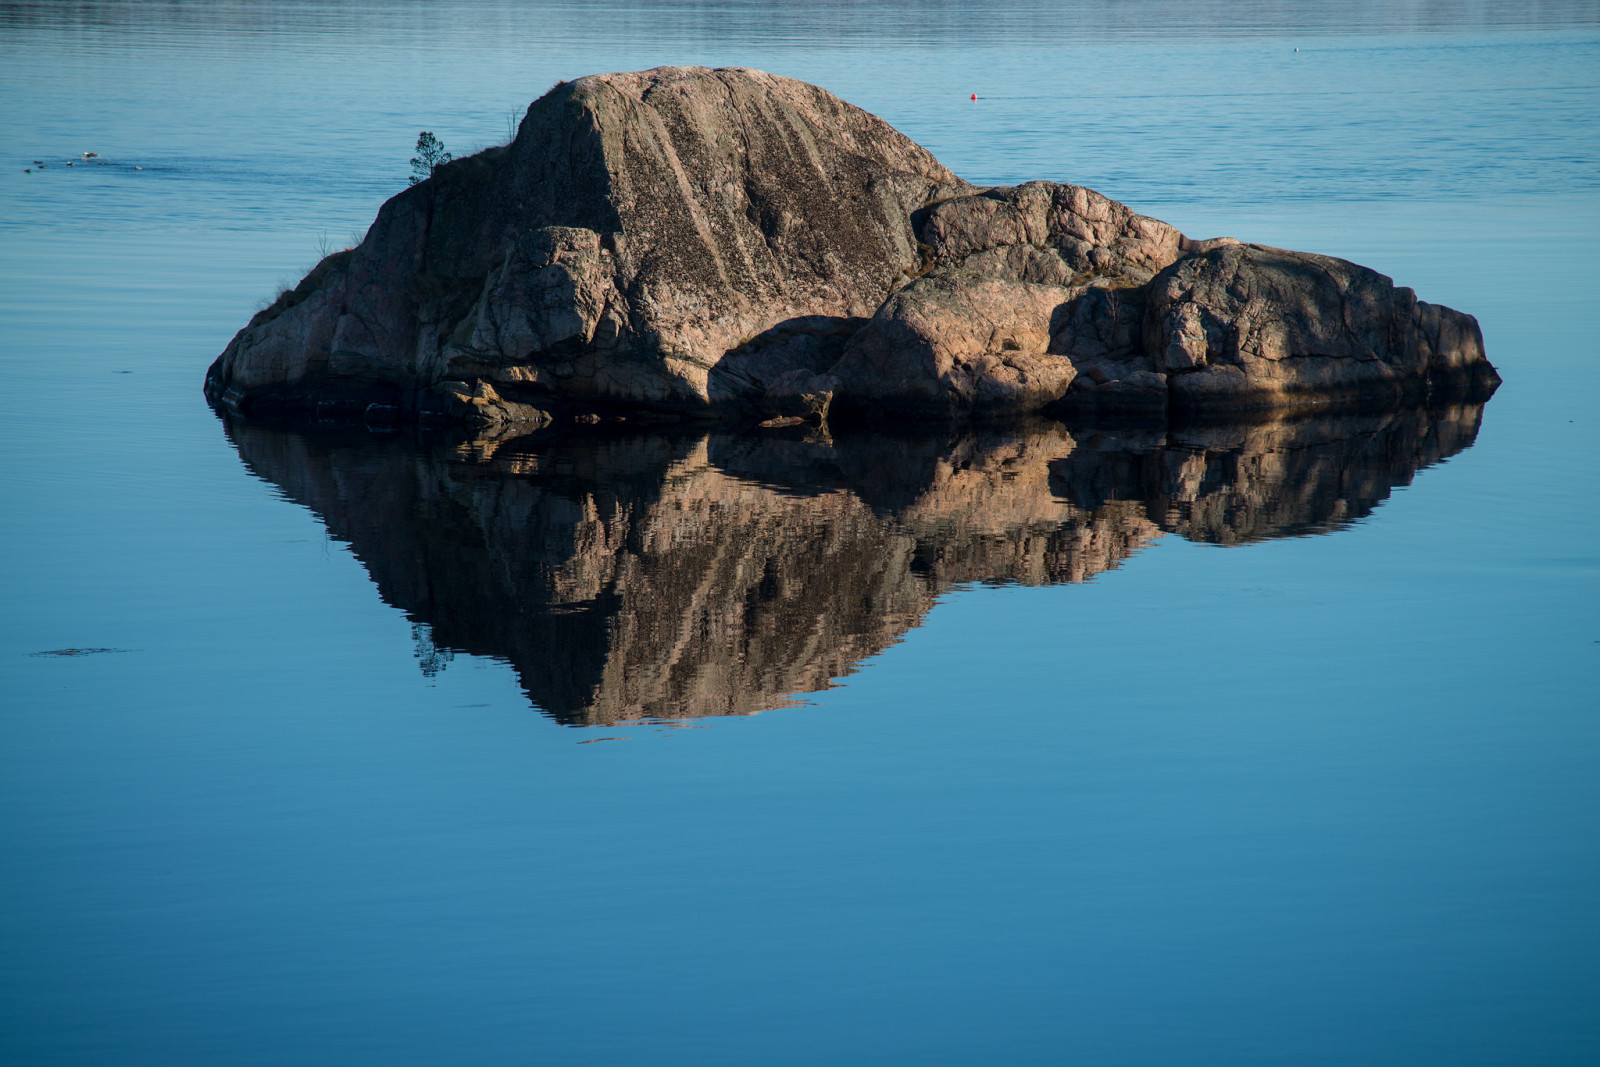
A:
2,2,1599,1063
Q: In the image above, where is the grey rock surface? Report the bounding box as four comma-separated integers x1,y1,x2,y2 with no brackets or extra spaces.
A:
206,66,1498,428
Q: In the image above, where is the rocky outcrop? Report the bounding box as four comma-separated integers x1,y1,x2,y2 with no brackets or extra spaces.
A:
225,403,1489,724
1062,240,1497,414
826,271,1080,416
206,67,1498,428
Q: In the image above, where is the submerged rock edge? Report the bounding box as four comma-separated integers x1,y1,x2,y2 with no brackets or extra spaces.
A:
204,65,1500,431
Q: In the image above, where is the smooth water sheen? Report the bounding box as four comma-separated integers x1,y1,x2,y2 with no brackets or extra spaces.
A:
2,2,1598,1064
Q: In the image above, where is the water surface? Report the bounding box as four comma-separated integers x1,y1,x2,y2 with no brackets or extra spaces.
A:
2,2,1598,1064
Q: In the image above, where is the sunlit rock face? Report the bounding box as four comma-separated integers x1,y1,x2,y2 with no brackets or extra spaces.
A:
227,403,1487,725
205,67,1497,429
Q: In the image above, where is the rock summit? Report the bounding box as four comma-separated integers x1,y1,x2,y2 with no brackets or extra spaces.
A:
205,66,1499,429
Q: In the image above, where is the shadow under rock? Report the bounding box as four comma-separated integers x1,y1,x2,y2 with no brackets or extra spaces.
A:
224,401,1487,726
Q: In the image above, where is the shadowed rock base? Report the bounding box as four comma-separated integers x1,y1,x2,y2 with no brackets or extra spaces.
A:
226,402,1488,725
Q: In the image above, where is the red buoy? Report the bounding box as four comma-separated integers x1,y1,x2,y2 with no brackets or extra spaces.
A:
970,93,977,101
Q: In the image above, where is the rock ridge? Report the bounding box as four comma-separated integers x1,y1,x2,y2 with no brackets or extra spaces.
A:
205,66,1499,429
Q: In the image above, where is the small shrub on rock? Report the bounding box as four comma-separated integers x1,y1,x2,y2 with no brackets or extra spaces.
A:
409,131,451,185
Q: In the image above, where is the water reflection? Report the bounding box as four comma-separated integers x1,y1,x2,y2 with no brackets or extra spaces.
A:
228,404,1484,724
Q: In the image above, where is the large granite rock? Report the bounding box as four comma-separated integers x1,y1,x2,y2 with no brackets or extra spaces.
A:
206,66,967,423
206,67,1498,427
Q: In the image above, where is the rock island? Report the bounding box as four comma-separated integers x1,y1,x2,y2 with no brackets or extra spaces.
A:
205,66,1500,430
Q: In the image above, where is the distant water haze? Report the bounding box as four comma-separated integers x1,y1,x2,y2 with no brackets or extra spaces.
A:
5,0,1598,238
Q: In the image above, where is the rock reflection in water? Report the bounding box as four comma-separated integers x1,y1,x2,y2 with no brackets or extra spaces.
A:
226,405,1485,725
